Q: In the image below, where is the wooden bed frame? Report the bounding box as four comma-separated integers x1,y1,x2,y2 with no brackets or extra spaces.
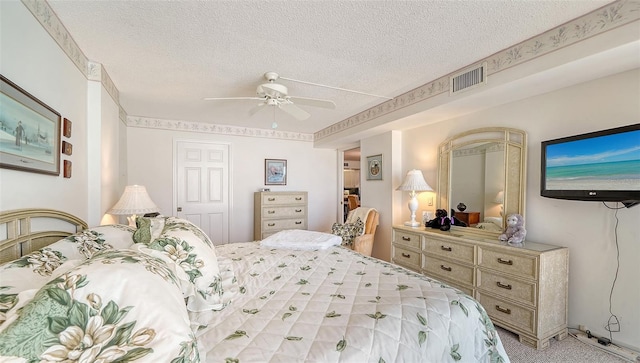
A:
0,208,87,265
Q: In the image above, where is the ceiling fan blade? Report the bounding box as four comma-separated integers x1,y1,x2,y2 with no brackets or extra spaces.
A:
278,103,310,120
288,96,336,109
203,97,264,101
249,103,266,117
278,75,393,100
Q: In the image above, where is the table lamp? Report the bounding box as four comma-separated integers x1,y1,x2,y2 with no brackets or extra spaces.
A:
397,169,433,227
108,185,159,227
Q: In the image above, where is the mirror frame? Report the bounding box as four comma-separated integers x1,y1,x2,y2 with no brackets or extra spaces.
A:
437,127,527,238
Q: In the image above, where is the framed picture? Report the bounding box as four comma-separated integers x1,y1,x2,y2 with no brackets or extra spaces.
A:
63,118,72,138
366,154,383,180
0,75,61,175
265,159,287,185
63,160,72,178
62,141,72,155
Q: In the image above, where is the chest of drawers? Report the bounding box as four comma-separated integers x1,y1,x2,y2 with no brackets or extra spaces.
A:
254,192,308,240
392,225,568,350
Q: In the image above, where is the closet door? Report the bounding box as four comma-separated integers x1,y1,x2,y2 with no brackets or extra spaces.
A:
175,140,230,245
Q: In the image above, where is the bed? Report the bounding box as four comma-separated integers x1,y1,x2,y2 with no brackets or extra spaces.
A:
0,209,509,362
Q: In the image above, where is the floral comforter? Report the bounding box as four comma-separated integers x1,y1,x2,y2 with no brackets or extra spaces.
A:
193,242,510,362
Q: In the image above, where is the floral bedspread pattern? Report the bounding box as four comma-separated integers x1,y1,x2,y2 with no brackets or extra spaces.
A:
194,242,509,363
0,249,199,363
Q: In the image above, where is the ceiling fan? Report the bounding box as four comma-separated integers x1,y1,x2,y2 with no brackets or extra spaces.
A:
204,72,335,121
204,72,392,121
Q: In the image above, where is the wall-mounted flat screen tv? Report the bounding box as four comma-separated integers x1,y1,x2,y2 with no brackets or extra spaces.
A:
540,123,640,207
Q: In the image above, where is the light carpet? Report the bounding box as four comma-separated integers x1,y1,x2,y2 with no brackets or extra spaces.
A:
497,327,631,363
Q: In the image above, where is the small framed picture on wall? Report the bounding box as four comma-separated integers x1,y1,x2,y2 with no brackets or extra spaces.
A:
366,154,382,180
265,159,287,185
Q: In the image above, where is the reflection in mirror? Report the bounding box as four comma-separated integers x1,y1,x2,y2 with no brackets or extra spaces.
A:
450,142,505,226
437,128,526,238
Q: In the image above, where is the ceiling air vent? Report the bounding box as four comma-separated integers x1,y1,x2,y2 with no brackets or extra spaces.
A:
450,63,487,94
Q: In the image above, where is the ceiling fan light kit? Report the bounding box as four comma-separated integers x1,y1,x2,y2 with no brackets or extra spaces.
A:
204,71,389,123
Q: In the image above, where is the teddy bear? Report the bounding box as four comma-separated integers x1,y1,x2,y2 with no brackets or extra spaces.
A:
426,209,452,231
498,213,526,245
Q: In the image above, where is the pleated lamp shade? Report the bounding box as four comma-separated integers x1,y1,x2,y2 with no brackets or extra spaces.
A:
108,185,159,215
396,169,433,192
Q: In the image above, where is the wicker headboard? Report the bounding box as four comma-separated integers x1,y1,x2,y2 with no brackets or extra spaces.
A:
0,208,87,265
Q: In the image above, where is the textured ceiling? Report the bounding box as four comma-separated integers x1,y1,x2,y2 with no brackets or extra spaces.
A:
47,0,615,134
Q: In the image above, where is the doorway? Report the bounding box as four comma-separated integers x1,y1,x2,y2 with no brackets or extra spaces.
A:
342,147,360,221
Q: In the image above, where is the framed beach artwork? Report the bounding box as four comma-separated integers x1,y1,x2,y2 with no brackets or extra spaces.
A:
366,154,383,180
265,159,287,185
0,75,61,175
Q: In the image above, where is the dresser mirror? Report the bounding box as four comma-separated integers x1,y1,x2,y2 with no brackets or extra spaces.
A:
437,127,527,238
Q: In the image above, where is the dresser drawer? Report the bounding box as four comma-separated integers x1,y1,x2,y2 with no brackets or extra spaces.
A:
393,245,421,270
479,248,537,280
261,193,306,205
477,269,537,306
393,230,421,250
262,218,306,232
423,255,474,287
424,237,474,264
262,206,307,218
477,292,536,335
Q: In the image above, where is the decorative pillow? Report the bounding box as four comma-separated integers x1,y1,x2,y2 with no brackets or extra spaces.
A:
132,217,232,312
34,224,135,262
0,249,201,362
331,217,364,246
0,225,134,324
132,216,166,244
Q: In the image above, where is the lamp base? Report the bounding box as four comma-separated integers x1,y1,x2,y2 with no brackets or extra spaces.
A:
404,220,421,227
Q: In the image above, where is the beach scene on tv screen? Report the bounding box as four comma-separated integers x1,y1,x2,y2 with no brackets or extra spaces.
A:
545,129,640,191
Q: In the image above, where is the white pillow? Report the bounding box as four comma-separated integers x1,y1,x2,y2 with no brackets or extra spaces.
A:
260,229,342,250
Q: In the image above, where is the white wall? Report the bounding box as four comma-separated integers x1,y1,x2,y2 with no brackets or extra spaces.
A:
400,68,640,350
0,2,89,219
360,130,401,262
126,126,337,243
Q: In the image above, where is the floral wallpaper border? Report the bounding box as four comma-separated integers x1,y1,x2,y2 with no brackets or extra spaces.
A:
314,0,640,141
21,0,639,142
127,116,314,142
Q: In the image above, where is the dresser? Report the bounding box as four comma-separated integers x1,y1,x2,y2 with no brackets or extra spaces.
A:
254,192,308,240
392,225,568,350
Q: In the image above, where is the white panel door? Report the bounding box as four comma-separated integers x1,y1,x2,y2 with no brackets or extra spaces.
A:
175,141,230,245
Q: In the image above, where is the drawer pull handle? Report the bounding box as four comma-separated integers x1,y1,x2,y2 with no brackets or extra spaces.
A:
497,258,513,265
496,282,512,290
440,265,452,272
267,223,275,227
402,236,411,241
267,210,276,214
441,245,452,252
401,253,411,258
495,305,511,315
295,209,302,213
295,221,302,225
268,198,276,201
295,197,302,200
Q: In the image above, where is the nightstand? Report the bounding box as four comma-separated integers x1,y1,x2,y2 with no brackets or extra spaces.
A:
454,211,480,226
